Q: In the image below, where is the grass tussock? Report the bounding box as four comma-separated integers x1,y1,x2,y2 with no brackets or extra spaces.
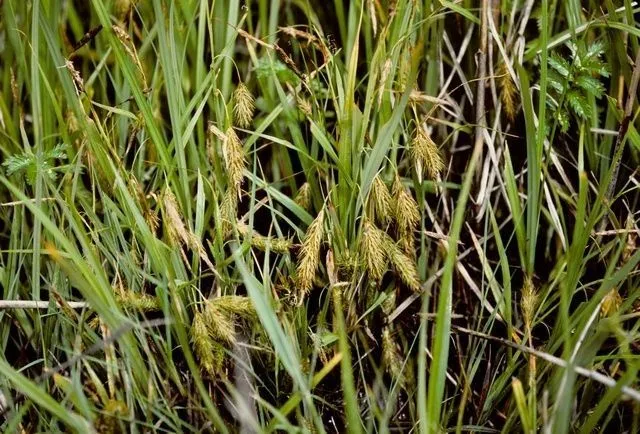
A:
1,1,640,433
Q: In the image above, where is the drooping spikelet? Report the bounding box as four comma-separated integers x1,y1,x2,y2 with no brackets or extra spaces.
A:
220,187,239,236
371,175,392,225
162,188,193,248
65,59,84,96
112,25,147,89
382,327,405,387
237,222,292,254
296,96,313,118
203,302,237,345
211,295,257,322
116,290,160,312
377,58,392,105
360,219,387,281
411,127,444,182
296,209,325,294
601,288,622,318
191,312,220,375
161,188,216,270
223,127,247,191
498,62,518,122
397,48,412,91
521,276,538,333
384,235,421,292
381,289,397,317
294,182,311,211
392,176,420,251
232,82,255,128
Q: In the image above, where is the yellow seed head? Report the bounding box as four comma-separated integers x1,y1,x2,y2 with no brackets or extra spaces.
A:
211,295,257,322
360,219,387,281
65,60,84,96
162,188,194,248
498,62,518,122
296,209,325,294
237,222,292,254
223,127,247,191
521,276,538,331
381,290,397,317
220,187,239,236
371,176,392,225
112,25,147,88
378,59,392,105
190,312,220,375
412,127,444,182
203,302,237,344
382,327,405,387
294,182,312,211
232,82,255,128
384,235,421,292
297,96,313,117
392,176,420,241
601,288,622,318
116,290,160,312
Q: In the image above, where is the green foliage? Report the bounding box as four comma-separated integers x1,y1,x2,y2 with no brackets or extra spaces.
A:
547,41,609,132
2,143,69,185
0,1,639,433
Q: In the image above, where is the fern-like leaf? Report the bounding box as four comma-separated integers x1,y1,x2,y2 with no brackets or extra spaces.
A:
575,75,605,97
549,53,571,78
567,90,590,119
3,153,33,177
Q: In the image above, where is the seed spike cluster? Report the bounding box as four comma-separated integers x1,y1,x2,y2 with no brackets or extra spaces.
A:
203,304,237,344
411,127,444,182
112,24,147,88
498,62,518,121
601,288,622,318
360,219,387,281
371,175,392,225
382,290,397,317
191,296,258,376
220,187,239,236
382,327,405,387
378,58,392,105
296,96,313,117
162,188,216,270
296,209,325,295
384,235,421,292
162,188,193,248
294,182,311,211
191,312,220,375
211,295,257,322
116,290,160,312
223,127,247,192
521,276,537,332
392,176,420,252
237,222,292,254
232,82,255,128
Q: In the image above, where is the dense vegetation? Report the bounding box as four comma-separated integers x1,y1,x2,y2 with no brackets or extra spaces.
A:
1,0,639,432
